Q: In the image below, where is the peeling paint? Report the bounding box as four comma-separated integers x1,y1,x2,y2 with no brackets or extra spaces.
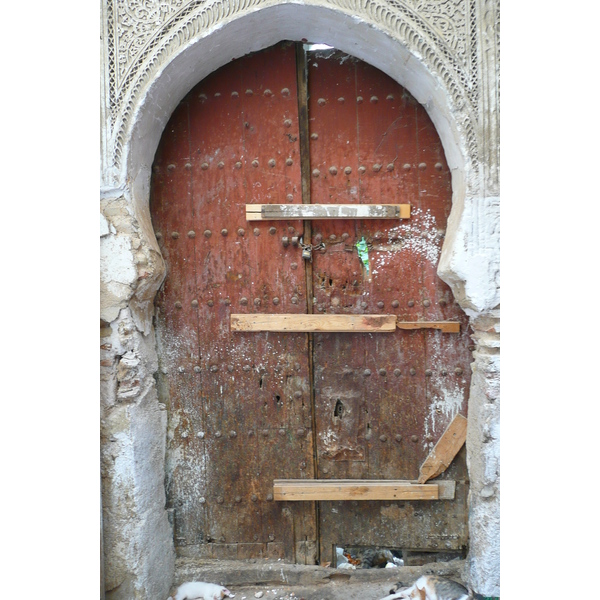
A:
371,207,442,277
100,2,500,595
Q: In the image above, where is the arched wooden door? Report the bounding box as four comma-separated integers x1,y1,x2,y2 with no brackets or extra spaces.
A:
151,41,472,565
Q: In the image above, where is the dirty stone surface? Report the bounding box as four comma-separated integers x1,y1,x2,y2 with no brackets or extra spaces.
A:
169,558,467,600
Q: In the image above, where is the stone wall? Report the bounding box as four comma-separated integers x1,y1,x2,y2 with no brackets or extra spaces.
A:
100,1,500,597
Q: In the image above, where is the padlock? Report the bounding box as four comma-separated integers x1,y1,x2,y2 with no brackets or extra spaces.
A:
301,245,312,261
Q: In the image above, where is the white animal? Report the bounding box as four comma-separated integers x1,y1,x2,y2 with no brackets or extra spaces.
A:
379,574,471,600
168,581,235,600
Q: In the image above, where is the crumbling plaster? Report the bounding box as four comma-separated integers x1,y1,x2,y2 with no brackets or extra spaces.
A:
100,1,499,598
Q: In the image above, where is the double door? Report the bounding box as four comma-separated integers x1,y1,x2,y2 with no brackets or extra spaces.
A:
151,41,471,564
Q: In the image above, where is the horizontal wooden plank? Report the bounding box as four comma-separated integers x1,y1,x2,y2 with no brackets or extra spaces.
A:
396,320,460,333
231,314,397,332
246,204,411,220
231,315,459,333
274,480,437,501
273,479,456,501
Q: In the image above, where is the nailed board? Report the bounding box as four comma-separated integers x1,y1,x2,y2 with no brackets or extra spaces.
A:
273,479,456,501
151,41,472,561
231,315,459,333
246,203,411,220
418,414,468,484
396,321,460,333
231,314,397,332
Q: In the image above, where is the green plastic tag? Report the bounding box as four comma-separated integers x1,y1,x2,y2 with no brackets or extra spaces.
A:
355,237,369,274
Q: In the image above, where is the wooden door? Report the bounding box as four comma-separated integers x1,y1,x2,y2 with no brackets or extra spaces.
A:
150,42,472,565
305,48,471,562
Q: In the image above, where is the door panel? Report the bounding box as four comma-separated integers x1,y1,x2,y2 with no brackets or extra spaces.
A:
151,42,472,564
153,42,316,561
306,49,471,561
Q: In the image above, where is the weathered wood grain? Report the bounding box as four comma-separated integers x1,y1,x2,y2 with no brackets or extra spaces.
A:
231,314,397,332
417,414,468,484
246,203,411,220
231,315,459,333
396,320,461,333
273,479,456,501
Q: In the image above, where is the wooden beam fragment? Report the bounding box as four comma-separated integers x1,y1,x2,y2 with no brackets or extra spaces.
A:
273,479,456,501
417,414,468,484
231,314,397,332
246,203,411,221
396,320,460,333
231,315,460,334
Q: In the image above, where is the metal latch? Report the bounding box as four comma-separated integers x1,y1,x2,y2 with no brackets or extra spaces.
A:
299,239,325,262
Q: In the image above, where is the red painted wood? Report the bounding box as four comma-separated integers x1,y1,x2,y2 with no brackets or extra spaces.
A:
152,43,315,560
307,49,471,560
151,43,472,564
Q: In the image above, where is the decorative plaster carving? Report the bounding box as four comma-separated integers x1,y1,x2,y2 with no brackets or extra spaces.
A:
99,3,500,597
103,0,485,181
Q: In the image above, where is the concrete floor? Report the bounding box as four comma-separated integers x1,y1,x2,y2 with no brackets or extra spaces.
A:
169,558,467,600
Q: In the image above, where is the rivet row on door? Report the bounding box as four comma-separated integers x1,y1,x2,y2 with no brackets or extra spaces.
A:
154,159,443,171
316,95,399,105
157,230,444,243
196,87,293,99
193,428,307,436
167,295,450,309
188,428,426,443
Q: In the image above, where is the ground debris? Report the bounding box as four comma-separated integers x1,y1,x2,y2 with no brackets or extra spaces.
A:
173,557,467,600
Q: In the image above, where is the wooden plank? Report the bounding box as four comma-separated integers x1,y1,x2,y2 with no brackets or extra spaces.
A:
396,320,460,333
273,479,456,501
274,480,436,501
435,479,456,500
246,203,411,220
417,414,468,484
231,314,397,332
232,315,459,333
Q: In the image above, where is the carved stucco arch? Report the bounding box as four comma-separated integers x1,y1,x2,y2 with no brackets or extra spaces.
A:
101,2,500,596
103,0,493,324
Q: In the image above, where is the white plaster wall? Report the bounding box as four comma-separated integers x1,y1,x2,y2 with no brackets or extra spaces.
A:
100,1,500,597
439,195,500,317
101,307,175,600
123,4,469,213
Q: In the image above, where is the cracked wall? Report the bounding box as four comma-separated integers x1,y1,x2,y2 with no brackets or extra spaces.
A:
100,1,500,597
